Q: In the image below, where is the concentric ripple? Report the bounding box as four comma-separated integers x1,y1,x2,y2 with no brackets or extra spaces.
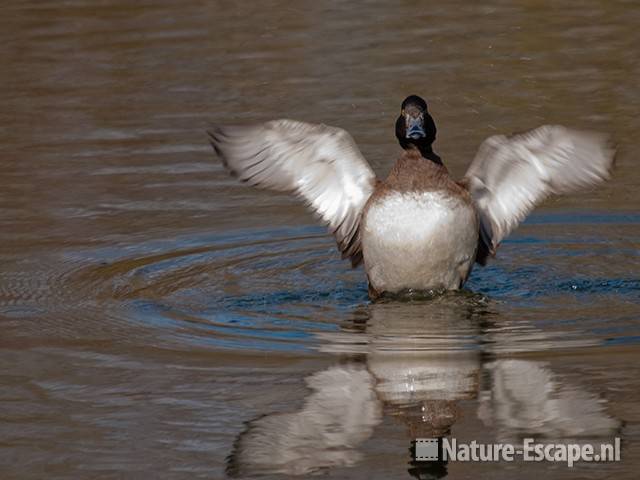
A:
5,213,633,356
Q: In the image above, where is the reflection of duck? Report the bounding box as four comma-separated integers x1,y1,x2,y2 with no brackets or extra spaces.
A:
210,95,614,298
356,297,484,444
227,297,621,477
478,359,621,440
227,363,381,477
363,299,481,404
228,297,482,477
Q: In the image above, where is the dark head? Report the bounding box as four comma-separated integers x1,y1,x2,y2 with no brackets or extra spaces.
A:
395,95,441,163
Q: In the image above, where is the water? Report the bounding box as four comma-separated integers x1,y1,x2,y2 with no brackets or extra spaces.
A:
1,1,639,478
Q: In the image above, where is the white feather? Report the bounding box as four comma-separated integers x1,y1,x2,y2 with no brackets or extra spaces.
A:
465,125,615,254
209,120,377,262
362,191,478,292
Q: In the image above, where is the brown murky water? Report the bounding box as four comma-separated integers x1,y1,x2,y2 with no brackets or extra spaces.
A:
1,1,640,478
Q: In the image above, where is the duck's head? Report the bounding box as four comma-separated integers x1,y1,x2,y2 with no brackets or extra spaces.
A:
395,95,440,163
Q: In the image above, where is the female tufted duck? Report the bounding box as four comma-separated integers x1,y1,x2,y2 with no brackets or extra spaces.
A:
208,96,614,299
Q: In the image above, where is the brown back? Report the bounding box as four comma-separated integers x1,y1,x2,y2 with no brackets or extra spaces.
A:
372,148,472,202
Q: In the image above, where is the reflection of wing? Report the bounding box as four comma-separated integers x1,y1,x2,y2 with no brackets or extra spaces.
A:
208,120,377,266
465,126,615,264
478,360,621,439
226,365,381,477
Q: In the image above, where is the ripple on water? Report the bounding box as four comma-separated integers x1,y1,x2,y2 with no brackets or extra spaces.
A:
8,215,638,356
61,226,367,353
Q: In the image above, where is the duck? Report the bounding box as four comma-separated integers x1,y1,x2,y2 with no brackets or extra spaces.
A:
208,95,615,299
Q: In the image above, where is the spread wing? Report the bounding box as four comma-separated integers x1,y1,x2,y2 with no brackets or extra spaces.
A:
465,125,615,265
208,119,377,266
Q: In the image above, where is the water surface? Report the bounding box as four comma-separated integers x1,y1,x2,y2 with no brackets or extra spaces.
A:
1,1,640,478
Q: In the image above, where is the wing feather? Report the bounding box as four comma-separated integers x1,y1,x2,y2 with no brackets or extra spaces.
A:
465,125,615,264
208,119,377,266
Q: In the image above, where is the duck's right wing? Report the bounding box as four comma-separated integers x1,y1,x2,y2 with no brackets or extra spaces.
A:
208,120,377,267
465,125,615,265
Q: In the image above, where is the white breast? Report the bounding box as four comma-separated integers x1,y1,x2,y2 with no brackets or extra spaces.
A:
361,191,478,294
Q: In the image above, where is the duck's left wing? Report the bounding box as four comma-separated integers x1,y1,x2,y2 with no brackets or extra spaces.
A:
464,125,615,265
208,120,377,266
